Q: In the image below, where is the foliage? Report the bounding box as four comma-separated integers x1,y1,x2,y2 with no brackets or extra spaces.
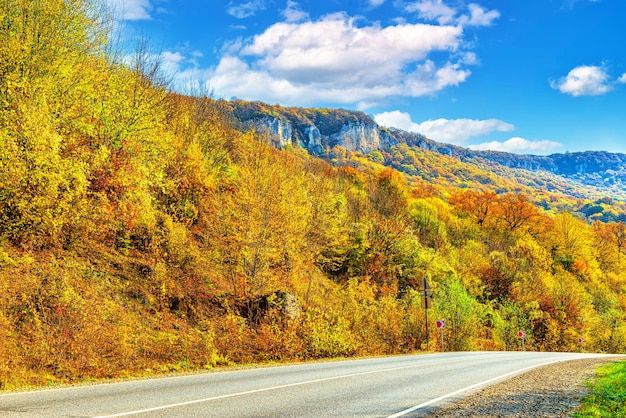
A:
574,361,626,418
2,0,626,391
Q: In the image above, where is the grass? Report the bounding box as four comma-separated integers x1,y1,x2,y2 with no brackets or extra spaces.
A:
573,360,626,417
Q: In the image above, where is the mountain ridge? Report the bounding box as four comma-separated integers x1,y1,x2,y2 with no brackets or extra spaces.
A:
226,100,626,199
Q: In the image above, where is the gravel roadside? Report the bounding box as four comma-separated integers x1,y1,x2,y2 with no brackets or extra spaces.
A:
427,357,624,418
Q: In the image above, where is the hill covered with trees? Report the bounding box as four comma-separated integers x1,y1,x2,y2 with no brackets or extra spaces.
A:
228,101,626,204
1,0,626,391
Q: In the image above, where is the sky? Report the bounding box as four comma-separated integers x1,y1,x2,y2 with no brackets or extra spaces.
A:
107,0,626,155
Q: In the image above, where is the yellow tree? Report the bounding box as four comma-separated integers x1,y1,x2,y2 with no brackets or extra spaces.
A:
369,168,408,219
551,212,598,278
303,160,351,278
204,138,310,301
593,221,626,272
0,0,109,248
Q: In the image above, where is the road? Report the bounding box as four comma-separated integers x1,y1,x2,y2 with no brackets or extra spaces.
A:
0,351,617,417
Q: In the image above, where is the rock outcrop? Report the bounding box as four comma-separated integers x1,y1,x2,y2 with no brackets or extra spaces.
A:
244,113,399,154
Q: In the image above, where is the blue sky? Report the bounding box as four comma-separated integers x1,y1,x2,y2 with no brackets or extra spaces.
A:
108,0,626,155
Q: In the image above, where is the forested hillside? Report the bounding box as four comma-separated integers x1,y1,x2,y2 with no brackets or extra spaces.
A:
228,101,626,203
1,0,626,391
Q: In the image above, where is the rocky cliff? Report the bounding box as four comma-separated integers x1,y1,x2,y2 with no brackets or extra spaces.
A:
228,100,397,154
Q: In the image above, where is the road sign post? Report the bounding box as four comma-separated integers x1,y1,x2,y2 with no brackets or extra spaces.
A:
425,305,429,351
420,277,432,351
517,331,526,351
436,320,446,352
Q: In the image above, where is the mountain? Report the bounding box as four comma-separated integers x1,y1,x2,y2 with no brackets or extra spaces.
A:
226,100,626,200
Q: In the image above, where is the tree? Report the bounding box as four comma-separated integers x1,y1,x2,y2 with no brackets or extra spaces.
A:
303,166,351,277
434,277,485,351
449,190,498,227
551,213,597,278
409,198,449,250
205,140,310,300
369,168,408,219
494,193,539,232
0,0,107,248
593,221,626,272
480,251,516,302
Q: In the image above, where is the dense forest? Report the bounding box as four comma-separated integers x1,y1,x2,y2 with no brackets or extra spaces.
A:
1,0,625,390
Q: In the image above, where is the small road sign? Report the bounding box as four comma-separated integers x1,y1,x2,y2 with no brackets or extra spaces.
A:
517,331,526,351
436,320,446,352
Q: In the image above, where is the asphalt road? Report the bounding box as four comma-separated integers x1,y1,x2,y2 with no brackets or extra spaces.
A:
0,351,616,417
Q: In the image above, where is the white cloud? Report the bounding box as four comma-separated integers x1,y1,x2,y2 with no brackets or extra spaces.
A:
160,51,186,75
459,52,479,65
227,0,266,19
374,111,416,131
164,2,499,108
374,112,561,154
282,1,308,23
469,137,563,154
463,3,501,26
204,12,474,107
374,111,514,145
618,73,626,84
106,0,152,20
405,1,499,26
550,65,612,96
405,0,457,25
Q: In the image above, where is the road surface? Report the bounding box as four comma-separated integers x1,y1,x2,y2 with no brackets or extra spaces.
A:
0,351,617,417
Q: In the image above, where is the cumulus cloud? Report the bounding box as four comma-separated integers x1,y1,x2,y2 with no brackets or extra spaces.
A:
618,73,626,84
227,0,267,19
374,112,561,154
374,111,416,131
405,0,457,24
469,137,563,154
163,2,499,107
550,65,612,96
205,11,480,107
106,0,152,20
374,111,514,144
405,1,500,26
282,1,308,23
463,3,501,26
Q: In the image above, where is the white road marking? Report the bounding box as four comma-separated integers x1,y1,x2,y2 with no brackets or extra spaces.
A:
95,361,452,417
385,360,558,417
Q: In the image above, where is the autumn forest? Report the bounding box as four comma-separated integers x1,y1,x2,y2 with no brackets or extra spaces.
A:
1,0,626,390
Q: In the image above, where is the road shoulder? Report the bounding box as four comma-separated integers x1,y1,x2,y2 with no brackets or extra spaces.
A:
428,357,623,417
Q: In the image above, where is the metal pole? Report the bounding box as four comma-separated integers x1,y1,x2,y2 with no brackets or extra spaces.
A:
424,277,429,351
440,327,445,352
425,304,429,351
